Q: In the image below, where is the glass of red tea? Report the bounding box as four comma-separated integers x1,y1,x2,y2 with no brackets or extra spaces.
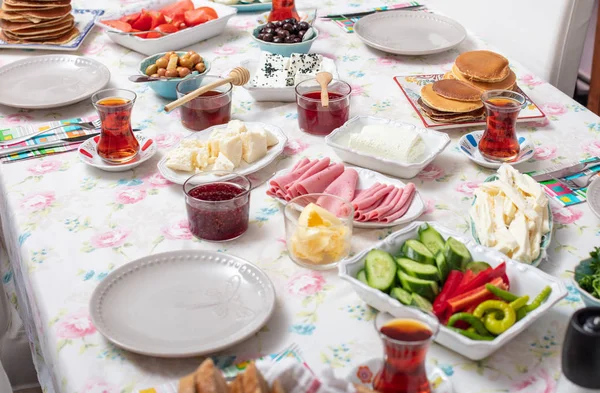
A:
295,79,351,136
373,311,440,393
479,89,526,162
176,76,232,132
183,171,251,242
91,89,140,164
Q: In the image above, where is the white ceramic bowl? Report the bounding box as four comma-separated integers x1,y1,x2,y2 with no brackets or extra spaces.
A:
338,221,568,361
96,0,237,55
325,116,451,179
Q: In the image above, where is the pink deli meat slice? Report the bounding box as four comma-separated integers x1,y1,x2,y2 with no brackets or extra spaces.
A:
364,187,404,221
268,157,312,192
351,183,382,204
355,197,385,221
295,163,345,196
317,168,359,216
352,184,395,211
379,183,416,222
286,158,331,199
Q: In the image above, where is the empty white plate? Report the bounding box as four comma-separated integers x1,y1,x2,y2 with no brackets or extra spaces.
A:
587,177,600,219
0,55,110,109
90,250,276,357
354,11,466,56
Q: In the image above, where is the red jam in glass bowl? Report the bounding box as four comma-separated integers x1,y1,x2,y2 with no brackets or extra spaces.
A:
295,79,351,136
184,172,251,242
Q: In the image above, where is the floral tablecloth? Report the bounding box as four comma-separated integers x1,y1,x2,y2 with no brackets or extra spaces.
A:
0,1,597,393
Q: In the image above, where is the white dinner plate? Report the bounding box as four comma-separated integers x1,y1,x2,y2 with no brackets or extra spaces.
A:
353,11,466,55
90,250,276,358
78,133,157,172
231,1,271,12
459,131,535,169
269,166,425,229
0,55,110,109
157,122,287,185
586,176,600,219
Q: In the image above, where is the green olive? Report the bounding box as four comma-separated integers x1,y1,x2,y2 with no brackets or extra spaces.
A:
186,50,197,58
189,53,201,65
177,67,191,78
157,68,167,77
155,57,169,69
195,63,206,73
164,51,176,59
165,69,179,78
179,57,194,69
145,64,158,76
151,73,159,78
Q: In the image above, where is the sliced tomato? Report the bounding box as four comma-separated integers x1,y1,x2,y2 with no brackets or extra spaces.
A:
131,29,148,39
160,0,194,19
166,14,187,30
145,31,163,39
155,23,179,34
102,20,132,32
148,10,166,30
131,9,152,31
184,7,218,27
119,12,140,25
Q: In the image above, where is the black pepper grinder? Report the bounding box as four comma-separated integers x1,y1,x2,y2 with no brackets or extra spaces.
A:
556,307,600,392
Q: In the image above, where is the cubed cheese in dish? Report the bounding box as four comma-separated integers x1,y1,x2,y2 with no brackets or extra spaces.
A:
241,130,268,164
265,129,279,147
348,124,426,164
213,153,235,171
218,135,243,167
194,145,210,169
165,148,195,172
251,52,288,88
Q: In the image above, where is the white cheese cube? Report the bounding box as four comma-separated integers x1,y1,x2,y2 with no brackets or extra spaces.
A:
165,148,195,172
179,139,204,149
227,120,247,134
219,135,243,167
194,145,210,169
241,130,268,163
264,129,279,147
509,211,532,264
208,139,220,158
251,52,288,88
213,152,235,171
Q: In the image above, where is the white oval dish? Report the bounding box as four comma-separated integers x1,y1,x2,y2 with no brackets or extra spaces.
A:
157,122,287,185
459,131,535,169
325,116,451,179
338,221,568,361
90,250,276,357
78,133,156,172
269,166,425,229
0,55,110,109
354,11,466,55
95,0,237,56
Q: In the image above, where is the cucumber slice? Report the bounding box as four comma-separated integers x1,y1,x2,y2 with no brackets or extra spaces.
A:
401,239,435,265
357,269,368,285
390,287,412,305
397,270,439,301
465,261,491,274
418,223,446,255
411,293,434,313
396,257,440,282
364,249,397,291
435,251,449,283
443,237,473,271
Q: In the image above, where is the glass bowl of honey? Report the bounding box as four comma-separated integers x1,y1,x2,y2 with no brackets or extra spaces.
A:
183,171,251,242
295,78,351,136
176,75,232,132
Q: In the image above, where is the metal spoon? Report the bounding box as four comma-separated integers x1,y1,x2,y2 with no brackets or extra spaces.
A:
316,71,333,107
128,75,164,83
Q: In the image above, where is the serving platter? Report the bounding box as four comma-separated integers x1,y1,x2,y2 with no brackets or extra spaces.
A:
0,9,104,51
394,74,546,130
269,166,425,229
354,11,466,55
90,250,276,357
0,55,110,109
157,122,287,184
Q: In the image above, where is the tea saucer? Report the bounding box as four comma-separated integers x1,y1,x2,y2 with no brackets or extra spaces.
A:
78,133,156,172
347,358,453,393
458,131,534,169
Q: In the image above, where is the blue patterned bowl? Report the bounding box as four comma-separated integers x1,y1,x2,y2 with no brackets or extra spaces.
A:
470,173,553,267
251,25,318,57
138,52,211,100
459,131,534,169
573,258,600,307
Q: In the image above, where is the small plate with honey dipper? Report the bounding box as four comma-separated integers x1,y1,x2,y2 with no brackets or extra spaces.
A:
394,50,546,130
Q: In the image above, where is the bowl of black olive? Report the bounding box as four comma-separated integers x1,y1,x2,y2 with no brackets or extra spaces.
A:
251,18,318,57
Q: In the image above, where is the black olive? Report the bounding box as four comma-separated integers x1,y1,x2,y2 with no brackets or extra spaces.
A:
293,37,301,43
263,27,274,34
257,33,265,40
263,33,274,42
284,35,295,43
266,22,275,29
285,18,296,24
275,21,283,27
273,36,283,43
278,29,290,37
298,21,309,30
282,23,293,31
298,30,306,38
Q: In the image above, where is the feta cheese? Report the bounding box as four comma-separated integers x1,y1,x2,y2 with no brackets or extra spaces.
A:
218,135,243,167
165,148,195,172
194,145,210,169
509,211,532,263
208,139,220,158
179,139,204,149
213,152,235,171
241,130,268,163
251,52,288,88
348,124,426,164
264,129,279,147
227,119,247,134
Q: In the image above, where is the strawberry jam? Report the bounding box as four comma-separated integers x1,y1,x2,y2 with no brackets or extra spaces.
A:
185,182,250,241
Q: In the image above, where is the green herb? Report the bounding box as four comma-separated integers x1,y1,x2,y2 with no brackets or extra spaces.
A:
576,247,600,299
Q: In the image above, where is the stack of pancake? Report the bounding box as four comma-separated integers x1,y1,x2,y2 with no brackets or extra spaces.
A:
445,50,517,91
0,0,78,45
418,79,485,123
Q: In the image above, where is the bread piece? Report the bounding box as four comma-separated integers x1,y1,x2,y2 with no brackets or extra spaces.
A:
270,380,286,393
454,50,510,82
179,372,197,393
241,362,270,393
194,358,229,393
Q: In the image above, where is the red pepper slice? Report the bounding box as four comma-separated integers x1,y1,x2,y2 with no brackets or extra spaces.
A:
455,269,475,293
445,277,507,315
459,262,508,294
433,270,463,317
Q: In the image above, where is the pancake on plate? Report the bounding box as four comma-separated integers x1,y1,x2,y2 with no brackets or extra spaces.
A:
452,64,517,91
454,50,510,83
432,79,481,102
1,25,77,43
0,13,72,31
418,81,485,123
421,83,483,113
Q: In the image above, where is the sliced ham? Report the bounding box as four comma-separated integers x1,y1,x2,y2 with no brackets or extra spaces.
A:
364,187,403,221
295,163,345,195
353,184,394,211
379,183,416,222
355,198,385,221
352,183,382,204
286,158,331,198
317,168,359,216
268,158,313,191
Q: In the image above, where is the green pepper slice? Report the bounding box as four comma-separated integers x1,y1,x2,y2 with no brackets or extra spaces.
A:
447,312,491,336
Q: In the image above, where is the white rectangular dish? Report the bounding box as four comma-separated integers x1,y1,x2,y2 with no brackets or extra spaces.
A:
338,221,568,360
95,0,237,55
325,116,451,179
157,122,287,184
241,58,338,102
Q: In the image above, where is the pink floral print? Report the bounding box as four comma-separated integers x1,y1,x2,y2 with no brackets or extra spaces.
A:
56,310,96,339
284,139,309,155
423,199,436,215
376,57,401,66
115,188,146,204
287,271,326,296
519,74,544,87
20,191,55,212
27,160,62,175
534,146,558,160
155,133,183,148
541,103,567,116
552,206,583,224
417,164,444,181
81,379,118,393
146,173,172,188
161,219,193,240
214,46,240,55
6,113,34,124
510,369,555,393
350,84,365,96
90,228,130,248
583,139,600,157
455,181,481,196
